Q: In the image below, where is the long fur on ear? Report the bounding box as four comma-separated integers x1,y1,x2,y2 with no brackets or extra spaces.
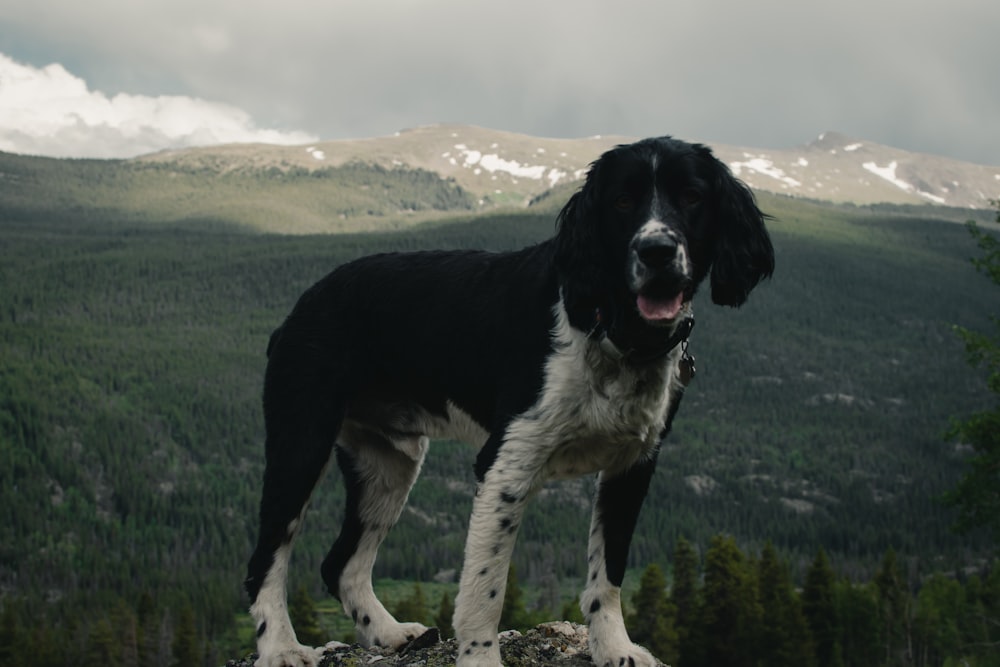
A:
709,162,775,307
553,161,613,330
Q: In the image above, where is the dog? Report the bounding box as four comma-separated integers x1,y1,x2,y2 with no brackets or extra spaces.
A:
244,136,774,667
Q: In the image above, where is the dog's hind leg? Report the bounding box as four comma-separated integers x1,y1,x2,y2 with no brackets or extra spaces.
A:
245,362,347,667
321,423,432,650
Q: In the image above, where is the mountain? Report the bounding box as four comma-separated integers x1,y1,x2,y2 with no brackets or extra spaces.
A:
718,131,1000,209
139,124,1000,211
2,125,996,237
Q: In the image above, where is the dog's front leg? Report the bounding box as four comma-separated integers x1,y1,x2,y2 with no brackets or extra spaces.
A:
453,435,542,667
581,451,662,667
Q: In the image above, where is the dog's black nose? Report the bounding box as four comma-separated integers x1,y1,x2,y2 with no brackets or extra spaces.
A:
634,235,678,268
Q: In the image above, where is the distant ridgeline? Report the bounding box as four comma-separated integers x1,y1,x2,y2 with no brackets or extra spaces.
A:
0,151,478,233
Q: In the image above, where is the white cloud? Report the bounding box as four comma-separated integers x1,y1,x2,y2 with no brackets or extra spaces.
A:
0,53,316,158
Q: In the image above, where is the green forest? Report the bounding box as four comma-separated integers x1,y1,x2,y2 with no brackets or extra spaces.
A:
0,165,999,666
311,538,1000,667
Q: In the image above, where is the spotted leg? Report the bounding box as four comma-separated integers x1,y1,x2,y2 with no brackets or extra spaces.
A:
454,432,546,667
581,448,662,667
321,423,431,649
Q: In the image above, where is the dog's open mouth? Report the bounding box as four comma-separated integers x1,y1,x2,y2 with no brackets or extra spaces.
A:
636,291,686,322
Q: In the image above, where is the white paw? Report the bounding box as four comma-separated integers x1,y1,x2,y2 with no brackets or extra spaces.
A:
456,651,503,667
592,642,659,667
254,643,323,667
320,639,349,652
361,621,430,649
455,637,503,667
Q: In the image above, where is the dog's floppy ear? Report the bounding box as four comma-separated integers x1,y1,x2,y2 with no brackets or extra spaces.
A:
554,159,611,330
708,158,775,307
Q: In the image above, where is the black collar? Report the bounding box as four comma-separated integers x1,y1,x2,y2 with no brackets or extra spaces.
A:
587,306,695,365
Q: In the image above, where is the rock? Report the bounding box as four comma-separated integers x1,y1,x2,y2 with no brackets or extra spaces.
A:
225,622,668,666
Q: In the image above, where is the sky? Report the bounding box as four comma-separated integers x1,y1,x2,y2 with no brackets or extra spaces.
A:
1,0,998,164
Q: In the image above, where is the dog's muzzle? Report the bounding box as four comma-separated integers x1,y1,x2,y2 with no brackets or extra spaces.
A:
628,226,690,323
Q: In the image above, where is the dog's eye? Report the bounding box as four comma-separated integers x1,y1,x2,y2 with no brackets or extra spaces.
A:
614,194,633,210
679,188,702,207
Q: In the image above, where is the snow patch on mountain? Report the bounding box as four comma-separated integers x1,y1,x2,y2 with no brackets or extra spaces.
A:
729,155,802,189
452,143,567,186
862,160,946,204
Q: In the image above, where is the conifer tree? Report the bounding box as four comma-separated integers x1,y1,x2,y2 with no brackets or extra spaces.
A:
873,548,911,666
0,604,24,667
628,563,679,664
393,583,430,627
756,542,815,667
912,573,964,666
172,604,200,667
802,548,842,667
114,601,139,667
434,591,455,639
561,595,585,624
696,535,761,667
84,618,122,667
289,585,325,647
670,537,699,625
669,537,700,667
500,564,530,631
833,579,880,667
136,592,157,666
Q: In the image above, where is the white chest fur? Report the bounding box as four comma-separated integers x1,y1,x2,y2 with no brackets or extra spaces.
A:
504,302,682,482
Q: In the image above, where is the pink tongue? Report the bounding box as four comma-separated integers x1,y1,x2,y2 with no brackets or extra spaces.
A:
637,293,684,321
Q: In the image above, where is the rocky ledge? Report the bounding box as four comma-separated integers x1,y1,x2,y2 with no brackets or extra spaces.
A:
225,621,667,667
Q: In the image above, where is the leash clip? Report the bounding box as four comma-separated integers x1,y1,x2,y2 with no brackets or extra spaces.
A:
679,339,696,385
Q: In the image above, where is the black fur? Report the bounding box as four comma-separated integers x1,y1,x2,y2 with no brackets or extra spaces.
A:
245,136,773,667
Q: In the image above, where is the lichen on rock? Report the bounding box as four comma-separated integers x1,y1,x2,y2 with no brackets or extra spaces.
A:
226,622,668,667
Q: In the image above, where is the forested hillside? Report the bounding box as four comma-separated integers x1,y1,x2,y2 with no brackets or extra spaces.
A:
0,191,998,666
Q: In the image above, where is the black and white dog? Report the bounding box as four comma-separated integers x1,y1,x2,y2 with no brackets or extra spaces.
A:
245,136,774,667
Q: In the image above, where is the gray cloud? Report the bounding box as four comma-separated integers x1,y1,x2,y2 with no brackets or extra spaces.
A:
1,0,997,163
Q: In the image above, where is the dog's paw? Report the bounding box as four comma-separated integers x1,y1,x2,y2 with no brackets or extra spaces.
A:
254,643,324,667
592,642,659,667
455,637,503,667
401,627,441,652
320,639,350,652
362,621,431,650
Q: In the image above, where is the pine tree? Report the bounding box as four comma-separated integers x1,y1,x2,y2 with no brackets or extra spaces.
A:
171,604,200,667
912,573,964,666
696,535,761,667
873,548,911,666
434,591,455,639
669,538,700,667
0,604,24,667
833,580,880,667
500,564,530,631
561,596,585,624
802,548,842,667
671,538,699,621
628,563,679,664
756,542,815,667
391,583,429,627
84,618,121,667
289,585,325,647
114,601,139,667
136,592,158,666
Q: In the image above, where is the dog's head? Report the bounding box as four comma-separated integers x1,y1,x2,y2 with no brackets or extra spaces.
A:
554,136,774,350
